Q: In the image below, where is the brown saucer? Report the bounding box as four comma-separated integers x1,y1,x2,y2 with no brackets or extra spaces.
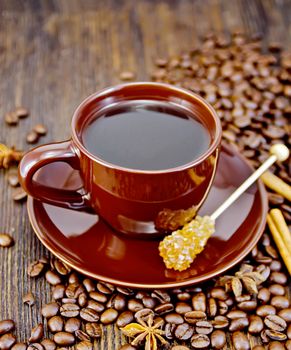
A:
27,144,268,289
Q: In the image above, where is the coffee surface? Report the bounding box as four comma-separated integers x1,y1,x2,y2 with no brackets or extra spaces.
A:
82,101,210,170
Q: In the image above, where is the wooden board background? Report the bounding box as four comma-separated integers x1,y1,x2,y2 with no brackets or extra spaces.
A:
0,0,290,348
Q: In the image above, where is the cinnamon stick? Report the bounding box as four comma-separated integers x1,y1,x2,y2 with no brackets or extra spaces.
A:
261,171,291,201
270,209,291,255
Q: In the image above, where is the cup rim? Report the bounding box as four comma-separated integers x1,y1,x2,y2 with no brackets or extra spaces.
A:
71,82,222,174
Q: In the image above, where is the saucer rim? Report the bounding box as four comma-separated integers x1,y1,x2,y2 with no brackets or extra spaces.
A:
27,145,268,289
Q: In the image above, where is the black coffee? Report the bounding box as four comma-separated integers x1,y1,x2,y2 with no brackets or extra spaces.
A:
82,101,210,170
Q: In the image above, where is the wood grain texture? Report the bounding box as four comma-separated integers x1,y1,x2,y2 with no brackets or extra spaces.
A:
0,0,290,348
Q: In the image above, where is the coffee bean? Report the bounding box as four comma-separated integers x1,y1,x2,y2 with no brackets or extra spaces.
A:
75,330,90,342
68,272,79,284
7,173,19,187
258,288,271,303
41,302,59,318
89,291,107,303
66,284,84,299
266,329,287,341
87,300,104,313
14,107,29,118
82,279,95,293
164,323,175,340
175,323,194,340
5,112,18,125
33,124,47,136
12,187,27,201
287,324,291,339
278,308,291,323
40,340,55,350
53,260,71,276
27,344,43,350
116,287,134,296
252,346,265,350
271,296,290,310
175,302,192,315
142,296,156,309
11,344,27,350
60,303,80,317
154,303,174,315
80,308,99,322
269,284,285,296
184,311,207,324
256,304,276,317
106,294,126,311
268,193,284,205
164,313,184,325
237,300,257,311
53,332,75,346
227,310,247,319
151,290,171,303
208,297,217,317
0,234,14,248
286,340,291,350
229,317,249,332
26,130,39,144
119,345,137,350
212,316,229,329
62,298,76,304
52,285,65,300
134,309,154,323
64,318,80,333
48,316,63,333
116,311,134,328
84,323,102,338
218,300,228,315
195,320,213,334
210,288,228,301
248,315,264,334
192,293,206,312
23,292,35,306
270,272,287,285
232,331,250,350
45,271,61,285
210,330,226,349
0,334,16,350
128,299,143,312
269,341,285,350
191,334,210,348
78,293,87,307
75,341,93,350
176,292,191,301
119,71,135,81
97,281,115,295
265,315,287,331
0,320,15,335
100,309,118,324
29,324,44,343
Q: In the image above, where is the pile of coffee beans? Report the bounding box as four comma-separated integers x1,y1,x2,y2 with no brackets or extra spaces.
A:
0,32,290,350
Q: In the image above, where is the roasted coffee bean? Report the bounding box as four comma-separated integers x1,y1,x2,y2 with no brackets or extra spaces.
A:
0,334,16,350
237,300,257,311
106,294,126,311
134,309,154,323
218,300,228,315
75,330,90,342
40,340,55,350
52,285,65,300
210,330,226,349
268,341,285,350
116,311,134,328
208,297,217,317
252,346,265,350
5,112,18,125
184,311,206,324
265,315,287,331
7,173,19,187
151,290,171,303
174,323,194,340
62,298,76,304
229,317,249,332
142,296,156,309
278,308,291,323
15,107,29,118
135,291,148,299
256,304,276,317
96,282,114,294
33,124,47,136
29,324,44,343
27,344,43,350
68,272,79,284
48,316,63,333
80,308,99,322
0,320,15,335
270,260,282,272
164,322,175,340
78,293,87,307
23,292,35,306
82,279,95,293
64,318,80,333
66,284,84,299
212,316,229,329
53,260,70,276
12,188,27,201
266,330,287,341
85,323,102,338
119,71,135,81
269,284,285,296
248,315,264,334
87,300,104,313
75,341,93,350
128,299,143,312
0,234,14,248
41,302,59,318
227,310,247,319
191,334,210,348
270,272,287,285
232,331,250,350
164,313,184,325
89,292,107,303
175,302,192,315
210,288,228,301
11,343,27,350
53,332,75,346
265,245,278,259
60,303,80,317
286,340,291,350
45,271,61,285
170,346,190,350
271,296,290,309
235,295,251,303
257,287,271,303
100,309,118,324
116,287,134,296
26,130,39,144
119,345,137,350
192,293,206,312
176,292,191,301
195,320,213,334
154,303,174,315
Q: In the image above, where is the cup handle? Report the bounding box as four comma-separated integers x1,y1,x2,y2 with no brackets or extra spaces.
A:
19,140,89,210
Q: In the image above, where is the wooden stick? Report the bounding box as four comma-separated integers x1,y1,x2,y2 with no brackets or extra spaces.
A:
270,209,291,256
267,214,291,276
261,171,291,201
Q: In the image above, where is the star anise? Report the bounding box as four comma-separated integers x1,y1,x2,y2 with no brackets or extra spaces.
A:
216,263,267,297
121,314,168,350
0,144,23,169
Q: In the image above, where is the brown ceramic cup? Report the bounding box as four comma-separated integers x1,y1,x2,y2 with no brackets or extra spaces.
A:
19,82,221,237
